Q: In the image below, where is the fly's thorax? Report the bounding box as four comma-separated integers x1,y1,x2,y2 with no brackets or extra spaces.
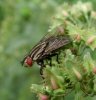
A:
30,42,47,61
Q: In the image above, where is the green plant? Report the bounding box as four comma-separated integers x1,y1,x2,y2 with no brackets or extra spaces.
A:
31,2,96,100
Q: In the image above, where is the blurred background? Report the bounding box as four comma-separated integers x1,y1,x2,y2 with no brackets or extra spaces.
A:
0,0,96,100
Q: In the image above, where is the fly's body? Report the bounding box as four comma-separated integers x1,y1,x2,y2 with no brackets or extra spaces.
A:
21,34,72,75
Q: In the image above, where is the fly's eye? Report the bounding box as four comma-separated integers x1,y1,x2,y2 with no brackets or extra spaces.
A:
24,56,33,67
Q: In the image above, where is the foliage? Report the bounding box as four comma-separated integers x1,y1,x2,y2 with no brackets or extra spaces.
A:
31,2,96,100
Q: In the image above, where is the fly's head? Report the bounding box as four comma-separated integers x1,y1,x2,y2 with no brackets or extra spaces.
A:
21,55,33,67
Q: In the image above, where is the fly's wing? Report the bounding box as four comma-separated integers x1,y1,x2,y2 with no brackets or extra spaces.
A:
42,35,71,56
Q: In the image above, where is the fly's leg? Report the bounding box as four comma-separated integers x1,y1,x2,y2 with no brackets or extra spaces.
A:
37,60,45,78
56,53,59,63
40,66,44,79
45,53,60,66
47,57,52,66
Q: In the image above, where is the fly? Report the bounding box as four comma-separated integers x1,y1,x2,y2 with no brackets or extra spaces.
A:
21,34,72,75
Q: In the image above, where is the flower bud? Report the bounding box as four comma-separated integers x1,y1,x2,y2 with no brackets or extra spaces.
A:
72,68,82,80
39,93,49,100
87,36,96,44
75,34,81,42
93,67,96,74
50,77,59,90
